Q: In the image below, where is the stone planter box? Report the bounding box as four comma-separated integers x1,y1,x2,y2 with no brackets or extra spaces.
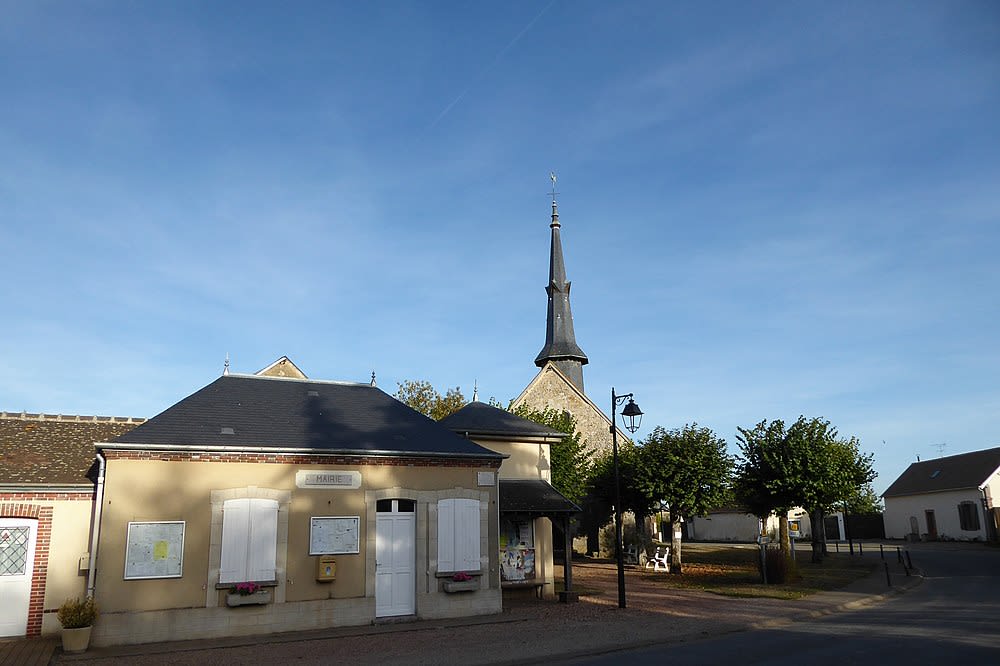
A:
443,579,479,593
226,589,272,607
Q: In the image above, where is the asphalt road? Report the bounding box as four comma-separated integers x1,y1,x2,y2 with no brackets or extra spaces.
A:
560,543,1000,666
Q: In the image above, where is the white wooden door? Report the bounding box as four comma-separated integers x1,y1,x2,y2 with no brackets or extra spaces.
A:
375,511,415,617
0,518,37,637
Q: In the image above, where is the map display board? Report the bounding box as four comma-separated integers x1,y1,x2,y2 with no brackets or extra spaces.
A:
124,521,185,579
309,516,360,555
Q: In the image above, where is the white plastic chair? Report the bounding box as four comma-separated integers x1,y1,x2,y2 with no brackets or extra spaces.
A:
645,546,670,572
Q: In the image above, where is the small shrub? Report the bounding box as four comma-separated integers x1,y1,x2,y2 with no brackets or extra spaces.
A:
760,547,789,584
57,597,98,628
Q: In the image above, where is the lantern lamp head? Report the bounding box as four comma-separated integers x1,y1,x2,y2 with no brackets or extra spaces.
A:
620,398,643,433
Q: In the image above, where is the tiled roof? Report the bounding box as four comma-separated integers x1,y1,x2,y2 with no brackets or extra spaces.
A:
0,412,144,485
440,402,565,441
112,374,503,459
882,446,1000,497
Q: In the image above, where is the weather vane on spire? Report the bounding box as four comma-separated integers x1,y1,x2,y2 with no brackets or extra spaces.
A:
549,172,558,204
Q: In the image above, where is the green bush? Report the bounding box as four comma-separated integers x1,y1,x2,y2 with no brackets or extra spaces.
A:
57,597,98,628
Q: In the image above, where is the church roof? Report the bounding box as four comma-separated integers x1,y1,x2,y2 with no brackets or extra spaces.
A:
110,374,503,460
440,401,565,442
534,199,588,387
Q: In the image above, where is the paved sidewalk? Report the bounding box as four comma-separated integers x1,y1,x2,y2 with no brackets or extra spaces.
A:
47,552,921,666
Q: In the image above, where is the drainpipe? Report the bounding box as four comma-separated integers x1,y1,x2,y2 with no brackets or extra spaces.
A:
983,487,997,543
86,451,107,599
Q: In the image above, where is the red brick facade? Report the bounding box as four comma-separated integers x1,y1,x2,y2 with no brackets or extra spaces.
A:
1,492,92,636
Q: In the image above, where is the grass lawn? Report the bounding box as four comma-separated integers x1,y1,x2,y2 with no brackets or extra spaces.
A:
637,543,878,600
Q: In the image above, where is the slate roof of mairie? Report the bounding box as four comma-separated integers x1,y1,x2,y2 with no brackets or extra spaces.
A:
0,412,144,485
439,401,565,441
111,374,503,459
882,446,1000,497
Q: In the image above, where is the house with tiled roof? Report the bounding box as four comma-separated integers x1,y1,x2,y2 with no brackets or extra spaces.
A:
86,361,506,647
440,400,580,600
882,447,1000,542
0,412,143,638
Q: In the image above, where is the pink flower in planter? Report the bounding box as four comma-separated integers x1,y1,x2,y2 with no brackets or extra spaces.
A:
232,582,261,596
452,572,472,582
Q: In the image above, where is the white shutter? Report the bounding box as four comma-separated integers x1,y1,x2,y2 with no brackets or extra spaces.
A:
456,499,481,572
247,498,278,581
220,499,250,584
438,499,456,573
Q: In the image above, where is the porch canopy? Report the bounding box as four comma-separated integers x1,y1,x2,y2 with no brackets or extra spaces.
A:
499,479,580,601
499,479,580,517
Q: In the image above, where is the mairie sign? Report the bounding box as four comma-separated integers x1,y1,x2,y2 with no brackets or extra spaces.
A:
296,470,362,489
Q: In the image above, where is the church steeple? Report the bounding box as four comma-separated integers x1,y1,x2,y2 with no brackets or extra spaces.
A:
534,178,588,392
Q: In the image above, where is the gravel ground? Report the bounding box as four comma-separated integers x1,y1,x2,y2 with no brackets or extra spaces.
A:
57,558,915,665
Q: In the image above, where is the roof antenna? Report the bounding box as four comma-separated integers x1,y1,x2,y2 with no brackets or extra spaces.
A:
223,353,230,376
370,371,377,387
472,380,479,402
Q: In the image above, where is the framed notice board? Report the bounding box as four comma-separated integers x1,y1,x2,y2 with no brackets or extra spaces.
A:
309,516,360,555
123,521,185,580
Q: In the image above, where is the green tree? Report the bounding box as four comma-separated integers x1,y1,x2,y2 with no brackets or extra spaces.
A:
637,424,733,573
393,380,466,421
509,405,593,504
589,442,658,549
780,417,876,563
845,483,882,515
734,419,797,559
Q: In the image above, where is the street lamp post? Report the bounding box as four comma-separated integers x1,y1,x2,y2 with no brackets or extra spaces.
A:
611,387,643,609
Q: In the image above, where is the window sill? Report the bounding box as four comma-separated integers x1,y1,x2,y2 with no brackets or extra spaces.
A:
435,570,482,579
215,580,278,590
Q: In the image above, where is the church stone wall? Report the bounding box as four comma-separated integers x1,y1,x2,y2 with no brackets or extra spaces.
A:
514,366,623,458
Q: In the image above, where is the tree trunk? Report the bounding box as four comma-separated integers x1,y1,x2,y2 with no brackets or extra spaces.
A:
670,515,683,574
778,515,790,559
820,510,829,555
810,508,825,563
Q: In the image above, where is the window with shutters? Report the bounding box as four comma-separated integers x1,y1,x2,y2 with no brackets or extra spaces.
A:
437,498,480,573
958,501,980,531
219,498,279,584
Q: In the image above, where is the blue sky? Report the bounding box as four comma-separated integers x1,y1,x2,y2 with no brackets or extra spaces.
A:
2,1,998,494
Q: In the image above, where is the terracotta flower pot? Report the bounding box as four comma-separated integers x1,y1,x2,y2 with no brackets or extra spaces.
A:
61,625,93,653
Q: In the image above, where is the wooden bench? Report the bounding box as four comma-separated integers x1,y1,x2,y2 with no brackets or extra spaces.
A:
502,580,546,599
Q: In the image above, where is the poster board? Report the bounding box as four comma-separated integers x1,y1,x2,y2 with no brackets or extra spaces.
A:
309,516,360,555
123,521,185,579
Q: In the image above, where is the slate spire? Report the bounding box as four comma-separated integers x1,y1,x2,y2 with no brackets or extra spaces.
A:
534,196,588,391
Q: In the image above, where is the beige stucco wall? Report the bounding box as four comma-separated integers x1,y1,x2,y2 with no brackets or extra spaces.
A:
483,440,552,482
41,498,93,635
92,456,501,646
